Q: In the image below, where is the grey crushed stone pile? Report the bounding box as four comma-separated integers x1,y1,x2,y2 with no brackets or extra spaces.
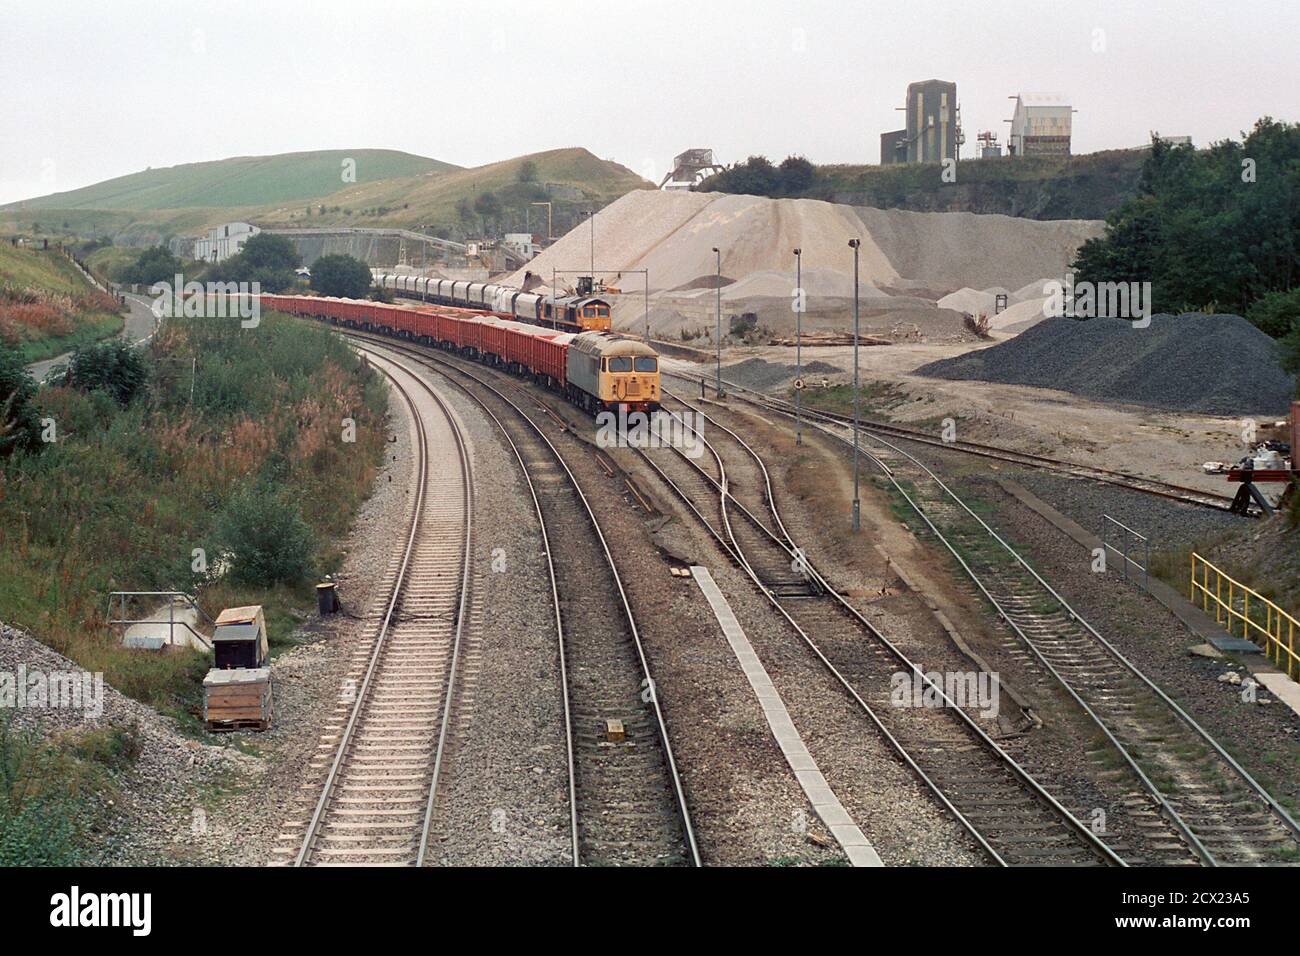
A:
915,313,1295,416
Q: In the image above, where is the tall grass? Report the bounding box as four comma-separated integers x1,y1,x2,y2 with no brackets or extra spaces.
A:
0,312,387,719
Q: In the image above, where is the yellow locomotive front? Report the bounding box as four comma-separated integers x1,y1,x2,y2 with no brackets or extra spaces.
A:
599,340,660,412
566,333,661,413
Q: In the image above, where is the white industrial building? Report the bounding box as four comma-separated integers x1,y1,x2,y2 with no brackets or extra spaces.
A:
194,222,260,263
1007,93,1073,157
502,232,541,260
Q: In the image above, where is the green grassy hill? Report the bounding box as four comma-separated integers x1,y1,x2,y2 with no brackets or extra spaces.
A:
5,149,457,211
1,147,650,246
255,147,654,234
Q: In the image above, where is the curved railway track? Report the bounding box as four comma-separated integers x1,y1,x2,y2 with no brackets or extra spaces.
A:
346,333,701,867
662,370,1246,515
642,391,1128,866
289,349,473,867
673,383,1300,865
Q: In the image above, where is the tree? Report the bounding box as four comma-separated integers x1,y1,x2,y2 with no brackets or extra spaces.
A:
310,254,373,299
455,198,475,223
474,192,502,233
0,347,41,456
119,245,181,286
1072,118,1300,319
778,155,815,195
210,233,301,292
696,156,781,196
517,159,538,183
215,483,317,586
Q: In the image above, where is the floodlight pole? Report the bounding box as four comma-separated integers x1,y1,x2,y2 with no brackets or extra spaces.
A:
794,247,802,445
712,246,722,398
849,238,861,531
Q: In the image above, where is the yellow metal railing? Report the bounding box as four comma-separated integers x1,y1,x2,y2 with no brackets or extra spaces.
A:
1190,553,1300,681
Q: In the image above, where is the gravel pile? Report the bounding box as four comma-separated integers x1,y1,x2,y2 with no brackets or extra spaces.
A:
916,313,1296,416
724,358,841,390
513,190,1101,295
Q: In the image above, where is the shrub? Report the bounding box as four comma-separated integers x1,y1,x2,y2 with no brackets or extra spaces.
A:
215,483,318,586
67,339,147,405
1246,288,1300,339
0,345,41,455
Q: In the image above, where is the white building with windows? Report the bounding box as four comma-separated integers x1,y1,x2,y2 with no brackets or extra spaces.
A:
194,222,260,263
1007,93,1074,157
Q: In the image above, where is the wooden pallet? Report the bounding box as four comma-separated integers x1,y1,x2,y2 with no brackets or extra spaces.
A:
204,716,272,733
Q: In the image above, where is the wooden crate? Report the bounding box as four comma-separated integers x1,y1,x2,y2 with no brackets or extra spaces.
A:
204,667,272,732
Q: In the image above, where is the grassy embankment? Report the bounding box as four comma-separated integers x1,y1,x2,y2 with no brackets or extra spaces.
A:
1,310,389,862
0,243,123,363
0,311,388,717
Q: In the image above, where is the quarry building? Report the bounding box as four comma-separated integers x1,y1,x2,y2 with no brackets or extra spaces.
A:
1007,92,1074,157
880,79,963,165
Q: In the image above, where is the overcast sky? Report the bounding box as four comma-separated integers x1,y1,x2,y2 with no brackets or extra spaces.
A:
2,0,1296,204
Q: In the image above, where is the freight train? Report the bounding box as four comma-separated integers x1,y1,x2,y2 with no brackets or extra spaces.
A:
259,293,660,414
373,271,612,333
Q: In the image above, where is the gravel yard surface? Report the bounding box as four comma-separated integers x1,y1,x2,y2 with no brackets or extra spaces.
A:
698,398,1223,862
977,477,1300,817
1011,470,1244,551
0,620,258,865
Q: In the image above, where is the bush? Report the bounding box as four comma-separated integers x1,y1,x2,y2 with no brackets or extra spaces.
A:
215,483,318,586
1247,288,1300,339
119,245,181,286
310,254,372,299
0,346,42,455
68,339,147,405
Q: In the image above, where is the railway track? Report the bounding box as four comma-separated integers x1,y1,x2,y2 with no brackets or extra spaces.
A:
279,349,473,867
676,385,1300,865
638,391,1131,865
346,334,700,866
662,370,1246,515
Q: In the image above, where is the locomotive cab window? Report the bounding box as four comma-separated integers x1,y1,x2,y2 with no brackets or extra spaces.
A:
608,357,633,372
635,357,657,372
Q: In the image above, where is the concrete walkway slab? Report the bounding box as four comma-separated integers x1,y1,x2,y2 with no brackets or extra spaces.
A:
691,565,883,867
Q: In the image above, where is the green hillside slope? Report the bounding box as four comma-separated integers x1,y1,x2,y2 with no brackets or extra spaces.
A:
6,149,457,211
256,147,654,235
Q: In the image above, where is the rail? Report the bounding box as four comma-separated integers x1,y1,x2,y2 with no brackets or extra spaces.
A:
1191,553,1300,681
